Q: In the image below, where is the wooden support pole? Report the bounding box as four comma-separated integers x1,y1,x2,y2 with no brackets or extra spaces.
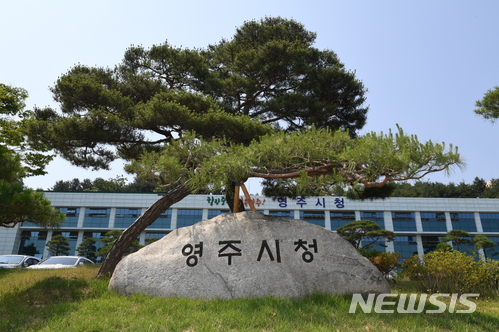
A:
233,184,240,213
240,183,257,212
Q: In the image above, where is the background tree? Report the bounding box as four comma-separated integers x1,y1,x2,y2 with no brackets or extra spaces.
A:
475,86,499,121
335,220,395,250
23,18,463,278
97,230,141,259
76,237,97,261
0,84,64,228
368,251,399,279
473,234,496,260
440,230,472,252
45,234,70,256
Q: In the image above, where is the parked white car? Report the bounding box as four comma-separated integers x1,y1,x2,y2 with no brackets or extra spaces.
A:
0,255,41,268
28,256,94,269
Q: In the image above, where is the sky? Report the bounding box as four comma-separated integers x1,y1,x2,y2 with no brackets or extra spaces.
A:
2,0,498,194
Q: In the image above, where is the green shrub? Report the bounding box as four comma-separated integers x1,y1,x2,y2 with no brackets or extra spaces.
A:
400,250,499,297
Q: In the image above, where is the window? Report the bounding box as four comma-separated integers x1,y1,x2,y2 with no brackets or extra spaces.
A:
115,208,141,228
480,213,499,232
450,213,477,232
392,212,417,231
18,231,48,256
299,211,325,227
52,231,79,254
208,209,230,219
422,235,443,253
360,212,385,229
83,208,110,228
177,209,203,228
330,211,355,230
150,209,172,229
421,212,447,232
268,210,293,218
393,236,418,262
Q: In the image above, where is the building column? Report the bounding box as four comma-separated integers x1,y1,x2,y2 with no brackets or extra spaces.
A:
445,212,453,232
171,209,178,229
383,211,394,232
475,212,484,233
416,235,424,257
415,212,423,233
77,207,85,228
108,208,116,229
324,210,331,231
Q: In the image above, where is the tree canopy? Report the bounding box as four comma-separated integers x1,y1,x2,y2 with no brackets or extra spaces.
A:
0,84,64,228
22,17,463,277
475,86,499,121
336,220,395,250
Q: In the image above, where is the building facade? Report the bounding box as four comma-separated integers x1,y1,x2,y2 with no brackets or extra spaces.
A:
1,192,499,261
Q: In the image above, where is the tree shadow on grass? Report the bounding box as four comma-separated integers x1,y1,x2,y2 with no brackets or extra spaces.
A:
0,275,93,332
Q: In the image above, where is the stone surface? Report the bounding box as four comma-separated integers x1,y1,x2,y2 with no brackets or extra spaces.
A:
109,211,390,299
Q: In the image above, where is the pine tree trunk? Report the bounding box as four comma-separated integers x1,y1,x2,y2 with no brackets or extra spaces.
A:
96,184,192,278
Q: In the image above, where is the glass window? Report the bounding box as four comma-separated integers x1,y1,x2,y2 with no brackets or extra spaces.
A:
208,209,230,219
330,211,356,231
421,212,447,232
392,212,417,231
422,235,443,254
450,213,477,232
52,231,79,254
150,209,172,229
360,212,385,229
83,208,110,228
58,207,80,227
299,211,325,227
115,208,141,228
145,232,169,245
393,236,418,262
83,231,108,252
480,213,499,232
177,209,203,228
484,236,499,260
18,231,48,257
268,210,293,218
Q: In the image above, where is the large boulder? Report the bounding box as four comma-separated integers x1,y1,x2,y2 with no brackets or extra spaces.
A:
109,211,390,299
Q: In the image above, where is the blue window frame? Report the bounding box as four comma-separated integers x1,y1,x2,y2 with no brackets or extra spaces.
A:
392,212,417,231
149,209,172,229
18,231,47,257
145,232,169,245
83,208,110,228
83,231,108,252
330,211,356,231
268,210,293,218
422,235,444,254
480,213,499,232
394,236,418,262
177,209,203,228
451,213,477,232
58,207,80,227
360,212,385,229
421,212,447,232
52,231,79,255
114,208,141,228
299,211,325,227
208,209,230,219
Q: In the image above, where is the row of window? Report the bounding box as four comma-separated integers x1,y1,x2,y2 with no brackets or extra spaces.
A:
18,231,170,257
19,230,499,263
21,208,499,232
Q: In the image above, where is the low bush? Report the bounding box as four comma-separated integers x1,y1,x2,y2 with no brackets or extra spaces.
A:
400,250,499,297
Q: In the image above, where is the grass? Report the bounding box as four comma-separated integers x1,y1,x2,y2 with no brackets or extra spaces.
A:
1,267,499,331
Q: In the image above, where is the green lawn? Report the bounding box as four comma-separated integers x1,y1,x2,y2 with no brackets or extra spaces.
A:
1,266,498,332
